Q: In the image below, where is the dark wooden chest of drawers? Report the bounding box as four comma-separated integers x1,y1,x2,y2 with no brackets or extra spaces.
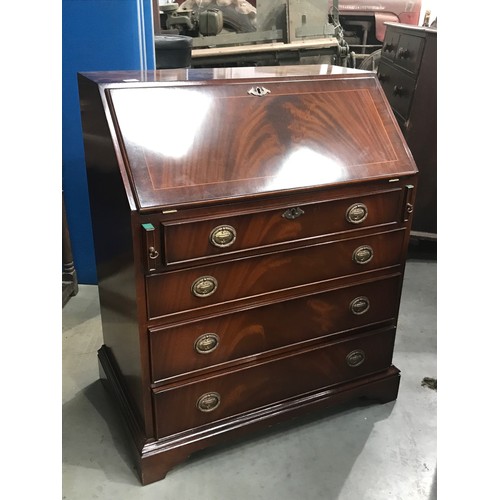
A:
377,22,437,237
78,65,418,485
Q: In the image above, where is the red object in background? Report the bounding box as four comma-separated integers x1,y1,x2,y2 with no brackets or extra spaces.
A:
336,1,422,41
173,0,422,43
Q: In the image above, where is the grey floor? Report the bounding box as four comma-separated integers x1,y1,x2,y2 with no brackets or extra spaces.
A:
62,247,437,499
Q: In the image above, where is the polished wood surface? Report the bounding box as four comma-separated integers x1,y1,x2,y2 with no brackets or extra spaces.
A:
162,187,402,265
79,66,417,211
107,76,415,209
149,274,401,382
81,64,388,83
79,66,417,485
99,343,401,486
146,228,405,318
153,327,396,438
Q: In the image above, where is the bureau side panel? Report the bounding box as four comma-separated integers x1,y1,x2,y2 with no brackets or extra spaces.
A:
78,75,148,428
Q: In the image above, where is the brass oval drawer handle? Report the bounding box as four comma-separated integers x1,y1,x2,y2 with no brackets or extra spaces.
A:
196,392,221,412
346,349,365,367
282,206,304,220
350,296,370,315
210,225,237,248
346,203,368,224
194,333,220,354
352,245,374,265
191,276,218,298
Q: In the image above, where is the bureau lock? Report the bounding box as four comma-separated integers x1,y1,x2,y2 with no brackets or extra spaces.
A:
247,86,271,97
196,392,221,412
282,206,304,220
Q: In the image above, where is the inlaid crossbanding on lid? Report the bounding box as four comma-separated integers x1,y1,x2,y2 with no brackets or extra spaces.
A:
103,67,417,211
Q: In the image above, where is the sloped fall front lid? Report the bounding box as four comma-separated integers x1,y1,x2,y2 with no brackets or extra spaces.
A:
98,66,416,210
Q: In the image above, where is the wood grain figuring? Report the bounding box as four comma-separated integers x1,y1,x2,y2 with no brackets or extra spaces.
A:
100,339,401,485
162,188,402,265
146,229,405,318
152,327,396,437
149,274,401,382
106,76,416,210
79,66,417,484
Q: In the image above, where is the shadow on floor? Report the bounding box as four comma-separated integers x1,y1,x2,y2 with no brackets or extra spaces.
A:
64,376,398,495
62,380,140,486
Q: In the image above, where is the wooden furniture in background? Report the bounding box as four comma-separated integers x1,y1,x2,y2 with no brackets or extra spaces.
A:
62,194,78,307
377,22,437,239
78,65,418,484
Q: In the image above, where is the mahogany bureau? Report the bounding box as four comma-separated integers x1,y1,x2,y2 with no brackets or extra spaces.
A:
78,65,418,485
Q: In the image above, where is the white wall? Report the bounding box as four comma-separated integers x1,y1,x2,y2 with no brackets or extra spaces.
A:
419,1,438,26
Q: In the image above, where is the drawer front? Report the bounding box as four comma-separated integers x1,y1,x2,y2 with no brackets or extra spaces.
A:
152,327,396,437
393,33,424,74
149,275,401,382
377,61,416,120
146,229,406,319
162,189,402,265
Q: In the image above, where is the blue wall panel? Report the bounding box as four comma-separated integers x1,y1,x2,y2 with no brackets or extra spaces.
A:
62,0,154,284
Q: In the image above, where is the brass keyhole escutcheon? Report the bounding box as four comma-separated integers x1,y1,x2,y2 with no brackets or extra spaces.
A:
210,225,236,248
353,245,374,265
282,207,304,220
350,296,370,315
191,276,218,298
194,333,219,354
346,349,365,367
346,203,368,224
196,392,221,412
248,86,271,97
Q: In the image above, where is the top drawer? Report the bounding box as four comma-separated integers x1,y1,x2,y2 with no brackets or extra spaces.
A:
392,33,425,74
161,189,402,265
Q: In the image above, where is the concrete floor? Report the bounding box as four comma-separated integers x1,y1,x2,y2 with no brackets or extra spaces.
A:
62,246,436,499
